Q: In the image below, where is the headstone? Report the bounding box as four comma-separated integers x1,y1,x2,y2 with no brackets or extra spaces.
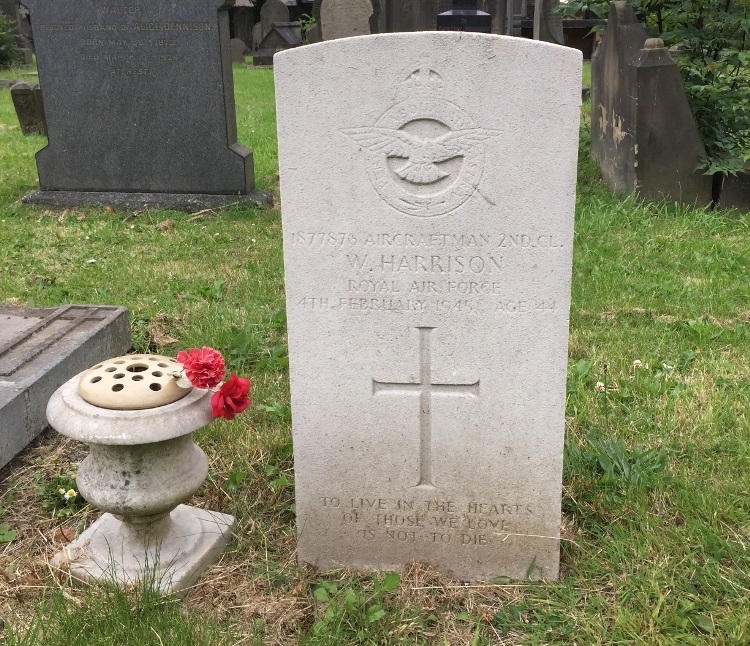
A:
437,0,492,34
20,0,271,212
305,22,322,44
275,33,581,581
231,1,255,45
252,21,263,52
531,0,564,45
261,0,290,40
314,0,379,40
0,305,130,470
230,37,247,62
591,3,711,206
10,81,46,135
385,0,503,34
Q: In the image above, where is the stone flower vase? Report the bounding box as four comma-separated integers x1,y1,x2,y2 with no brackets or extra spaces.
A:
46,354,234,594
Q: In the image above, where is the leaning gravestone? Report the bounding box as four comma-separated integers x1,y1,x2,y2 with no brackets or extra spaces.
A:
314,0,380,40
21,0,270,212
276,33,581,581
0,305,130,470
10,81,47,135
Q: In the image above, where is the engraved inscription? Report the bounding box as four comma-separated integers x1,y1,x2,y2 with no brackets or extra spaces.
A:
289,230,563,315
372,327,479,488
341,68,501,218
319,496,536,547
36,4,214,77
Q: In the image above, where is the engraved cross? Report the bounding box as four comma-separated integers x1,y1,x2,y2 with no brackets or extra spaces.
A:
372,327,479,488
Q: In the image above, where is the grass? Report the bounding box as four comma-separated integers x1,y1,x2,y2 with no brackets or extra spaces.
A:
0,60,748,645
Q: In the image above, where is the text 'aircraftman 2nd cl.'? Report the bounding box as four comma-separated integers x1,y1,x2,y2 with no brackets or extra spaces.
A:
342,67,501,218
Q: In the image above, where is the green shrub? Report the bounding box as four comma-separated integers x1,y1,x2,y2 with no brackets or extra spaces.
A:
0,14,21,70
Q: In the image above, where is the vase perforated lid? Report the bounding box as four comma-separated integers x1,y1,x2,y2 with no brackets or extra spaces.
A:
78,354,191,410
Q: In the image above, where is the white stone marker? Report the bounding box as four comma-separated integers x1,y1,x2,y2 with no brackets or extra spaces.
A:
275,33,581,581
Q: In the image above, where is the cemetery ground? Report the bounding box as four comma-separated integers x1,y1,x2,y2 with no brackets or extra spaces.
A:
0,61,748,645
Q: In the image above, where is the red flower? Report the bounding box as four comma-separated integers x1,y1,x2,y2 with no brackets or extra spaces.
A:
211,373,251,420
177,347,226,389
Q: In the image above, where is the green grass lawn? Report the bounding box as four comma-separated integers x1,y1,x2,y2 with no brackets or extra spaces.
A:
0,62,748,645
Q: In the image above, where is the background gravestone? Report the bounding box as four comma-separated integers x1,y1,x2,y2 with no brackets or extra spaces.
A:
0,0,33,55
384,0,504,34
21,0,271,212
276,32,581,581
260,0,290,41
591,2,712,206
230,37,247,62
305,22,322,43
437,0,492,33
230,0,255,45
314,0,380,40
252,21,262,52
10,81,46,135
0,305,130,470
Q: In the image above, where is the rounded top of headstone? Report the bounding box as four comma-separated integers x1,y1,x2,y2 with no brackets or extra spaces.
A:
644,38,665,50
10,81,32,90
78,354,190,410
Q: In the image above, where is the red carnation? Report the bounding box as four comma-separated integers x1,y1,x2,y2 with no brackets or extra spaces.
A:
177,347,226,389
211,373,251,420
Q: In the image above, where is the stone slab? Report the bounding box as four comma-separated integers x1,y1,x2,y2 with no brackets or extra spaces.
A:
22,190,272,212
275,33,581,581
315,0,379,40
23,0,256,195
0,305,130,469
51,505,235,595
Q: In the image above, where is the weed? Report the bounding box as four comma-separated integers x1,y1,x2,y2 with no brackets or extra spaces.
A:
34,468,85,518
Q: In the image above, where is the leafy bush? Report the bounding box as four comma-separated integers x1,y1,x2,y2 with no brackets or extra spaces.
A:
0,14,20,70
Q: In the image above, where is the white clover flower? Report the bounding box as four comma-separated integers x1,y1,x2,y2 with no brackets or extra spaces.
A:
633,359,643,369
595,382,606,392
64,489,77,501
662,363,674,371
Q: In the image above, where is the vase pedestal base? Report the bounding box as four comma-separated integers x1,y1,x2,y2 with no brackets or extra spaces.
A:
51,504,235,595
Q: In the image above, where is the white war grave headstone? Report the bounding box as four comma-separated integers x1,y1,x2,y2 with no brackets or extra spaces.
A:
275,33,581,581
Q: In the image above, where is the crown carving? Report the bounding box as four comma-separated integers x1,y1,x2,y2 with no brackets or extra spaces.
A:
399,68,445,99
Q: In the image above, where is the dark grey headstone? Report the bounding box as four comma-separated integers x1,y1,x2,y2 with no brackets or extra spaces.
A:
591,3,711,206
22,0,269,208
384,0,502,33
0,305,130,470
10,81,46,135
231,6,254,45
261,0,290,40
437,9,492,33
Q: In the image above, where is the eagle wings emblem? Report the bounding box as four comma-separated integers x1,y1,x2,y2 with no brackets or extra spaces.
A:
342,127,502,185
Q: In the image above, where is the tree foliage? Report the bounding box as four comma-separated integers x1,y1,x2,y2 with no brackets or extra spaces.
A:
0,15,21,70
